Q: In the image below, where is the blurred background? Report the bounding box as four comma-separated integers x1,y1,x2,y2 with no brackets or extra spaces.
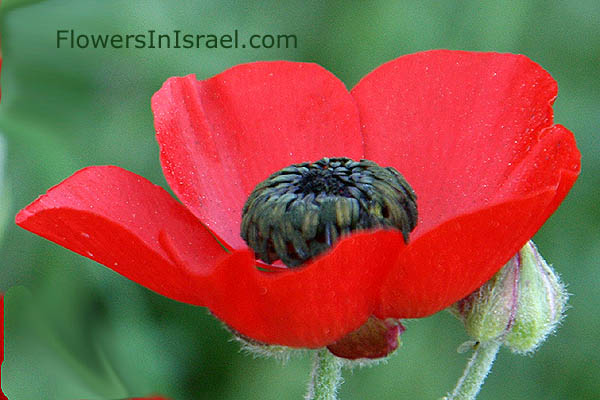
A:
0,0,598,399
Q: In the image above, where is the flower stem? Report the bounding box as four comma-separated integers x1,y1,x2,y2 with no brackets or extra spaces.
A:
445,341,501,400
305,349,343,400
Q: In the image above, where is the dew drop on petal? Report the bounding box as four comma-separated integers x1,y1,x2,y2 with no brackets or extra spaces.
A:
81,232,90,239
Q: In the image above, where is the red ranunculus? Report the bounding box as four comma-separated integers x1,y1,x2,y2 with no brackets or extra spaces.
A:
16,50,580,352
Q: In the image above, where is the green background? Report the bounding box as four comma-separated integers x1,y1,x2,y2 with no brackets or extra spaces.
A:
1,1,598,399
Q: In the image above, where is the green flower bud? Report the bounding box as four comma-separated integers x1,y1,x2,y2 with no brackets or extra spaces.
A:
450,241,568,354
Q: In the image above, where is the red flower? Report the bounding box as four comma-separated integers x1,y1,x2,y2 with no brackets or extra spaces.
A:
16,51,580,351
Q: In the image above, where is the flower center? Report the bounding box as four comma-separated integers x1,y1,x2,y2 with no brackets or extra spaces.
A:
241,157,418,267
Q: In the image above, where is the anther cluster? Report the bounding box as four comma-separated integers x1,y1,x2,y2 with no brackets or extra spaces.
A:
241,157,418,267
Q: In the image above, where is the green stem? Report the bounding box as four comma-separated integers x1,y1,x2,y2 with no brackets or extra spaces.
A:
305,349,343,400
445,341,501,400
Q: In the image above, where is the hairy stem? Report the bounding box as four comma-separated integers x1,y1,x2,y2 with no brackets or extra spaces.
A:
445,341,501,400
305,349,343,400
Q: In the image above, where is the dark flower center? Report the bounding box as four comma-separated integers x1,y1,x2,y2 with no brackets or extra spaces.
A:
241,157,418,267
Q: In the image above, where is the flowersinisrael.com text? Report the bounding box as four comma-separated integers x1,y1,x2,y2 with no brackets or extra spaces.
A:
56,29,297,50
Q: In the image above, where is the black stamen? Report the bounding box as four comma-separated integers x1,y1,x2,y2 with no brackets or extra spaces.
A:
241,157,418,267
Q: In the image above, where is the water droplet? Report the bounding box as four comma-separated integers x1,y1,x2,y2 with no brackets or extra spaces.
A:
81,232,90,239
86,251,94,257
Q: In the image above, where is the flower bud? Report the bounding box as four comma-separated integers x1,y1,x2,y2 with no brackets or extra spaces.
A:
450,241,567,354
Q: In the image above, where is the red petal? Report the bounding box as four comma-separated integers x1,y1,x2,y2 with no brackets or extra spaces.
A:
15,166,226,306
191,230,406,348
499,124,580,225
375,191,556,318
353,50,579,233
351,50,580,317
152,62,364,250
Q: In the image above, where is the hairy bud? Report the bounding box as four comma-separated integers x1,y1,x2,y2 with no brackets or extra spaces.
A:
450,241,568,354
